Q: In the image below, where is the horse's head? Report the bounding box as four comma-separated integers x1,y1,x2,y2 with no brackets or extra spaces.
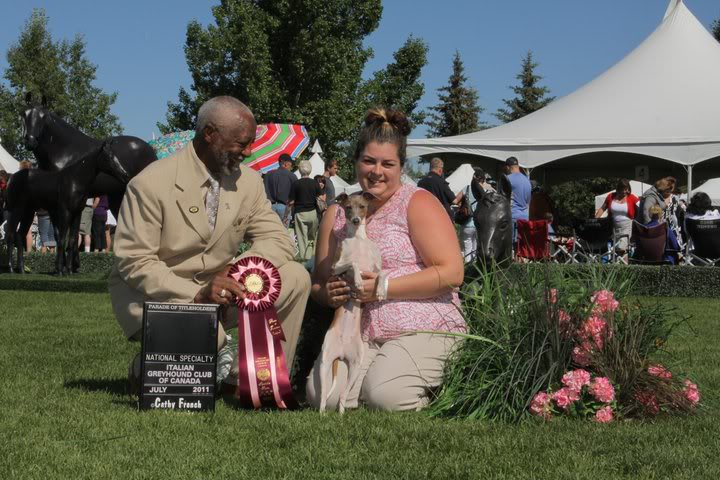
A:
473,175,513,266
21,93,49,151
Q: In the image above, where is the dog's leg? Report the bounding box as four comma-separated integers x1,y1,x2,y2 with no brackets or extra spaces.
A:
337,307,365,415
351,262,364,293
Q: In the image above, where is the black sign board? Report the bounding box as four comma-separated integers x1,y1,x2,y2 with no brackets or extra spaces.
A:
139,302,219,411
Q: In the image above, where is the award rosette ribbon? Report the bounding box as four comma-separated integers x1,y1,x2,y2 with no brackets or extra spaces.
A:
228,256,297,409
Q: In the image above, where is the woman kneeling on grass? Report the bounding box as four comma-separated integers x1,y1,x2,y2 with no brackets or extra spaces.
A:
306,108,466,412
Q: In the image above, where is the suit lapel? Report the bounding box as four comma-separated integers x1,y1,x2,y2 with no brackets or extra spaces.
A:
175,145,211,242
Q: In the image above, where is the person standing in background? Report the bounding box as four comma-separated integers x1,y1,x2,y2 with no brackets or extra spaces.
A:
91,195,109,252
323,159,338,206
36,208,56,254
263,154,296,226
504,156,532,243
78,197,94,252
289,160,322,262
417,157,462,219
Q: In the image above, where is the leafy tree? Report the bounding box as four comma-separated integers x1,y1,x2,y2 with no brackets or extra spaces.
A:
162,0,428,174
549,177,615,229
363,36,429,129
0,9,121,158
426,51,485,138
712,18,720,42
495,51,554,123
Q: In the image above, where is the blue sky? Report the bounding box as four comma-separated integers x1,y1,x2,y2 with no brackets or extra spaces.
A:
1,0,718,141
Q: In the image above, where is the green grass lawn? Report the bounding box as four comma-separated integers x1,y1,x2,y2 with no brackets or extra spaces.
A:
1,291,718,479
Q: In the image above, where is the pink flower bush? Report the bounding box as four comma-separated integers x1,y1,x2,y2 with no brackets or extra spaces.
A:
562,369,591,392
588,377,615,403
530,392,553,420
635,390,660,416
591,290,619,315
557,309,572,336
594,406,614,423
571,342,593,367
648,364,672,380
551,387,580,410
580,316,612,350
684,380,700,406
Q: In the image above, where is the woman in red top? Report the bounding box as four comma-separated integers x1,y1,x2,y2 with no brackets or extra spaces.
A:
595,178,639,257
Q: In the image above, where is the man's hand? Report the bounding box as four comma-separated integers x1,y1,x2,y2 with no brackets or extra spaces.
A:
194,266,245,305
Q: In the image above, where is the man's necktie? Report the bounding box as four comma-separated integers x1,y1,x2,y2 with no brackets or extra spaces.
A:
206,176,220,231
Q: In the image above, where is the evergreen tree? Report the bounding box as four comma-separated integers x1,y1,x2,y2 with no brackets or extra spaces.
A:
495,51,554,124
0,9,121,158
712,18,720,42
426,51,484,138
161,0,427,171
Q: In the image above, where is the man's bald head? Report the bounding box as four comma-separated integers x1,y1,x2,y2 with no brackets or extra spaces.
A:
195,96,255,135
193,96,257,176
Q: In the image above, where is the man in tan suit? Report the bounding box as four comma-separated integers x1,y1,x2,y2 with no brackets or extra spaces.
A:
109,96,310,383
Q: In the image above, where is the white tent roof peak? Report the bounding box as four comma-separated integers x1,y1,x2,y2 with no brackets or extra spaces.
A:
664,0,682,20
407,1,720,168
0,142,20,174
310,140,323,154
294,152,325,179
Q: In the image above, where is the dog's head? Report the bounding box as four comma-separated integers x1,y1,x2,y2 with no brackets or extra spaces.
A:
336,192,374,229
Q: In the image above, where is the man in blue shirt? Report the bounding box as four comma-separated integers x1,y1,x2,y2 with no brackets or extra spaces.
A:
505,156,532,243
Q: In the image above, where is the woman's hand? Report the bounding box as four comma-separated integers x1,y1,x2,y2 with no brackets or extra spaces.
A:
326,275,352,308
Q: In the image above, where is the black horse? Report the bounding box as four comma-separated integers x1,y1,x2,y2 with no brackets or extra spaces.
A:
473,174,513,267
5,143,118,274
21,93,156,218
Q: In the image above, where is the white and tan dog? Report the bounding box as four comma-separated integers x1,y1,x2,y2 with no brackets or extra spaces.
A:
318,192,386,413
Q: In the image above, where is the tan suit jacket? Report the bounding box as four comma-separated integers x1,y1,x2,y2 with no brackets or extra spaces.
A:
109,142,295,338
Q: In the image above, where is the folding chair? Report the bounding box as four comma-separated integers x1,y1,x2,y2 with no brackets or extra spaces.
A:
630,221,671,265
685,218,720,266
516,219,550,262
571,218,616,263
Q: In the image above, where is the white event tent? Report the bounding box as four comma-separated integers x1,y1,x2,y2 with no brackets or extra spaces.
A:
294,152,325,179
446,163,475,194
407,0,720,195
0,141,20,173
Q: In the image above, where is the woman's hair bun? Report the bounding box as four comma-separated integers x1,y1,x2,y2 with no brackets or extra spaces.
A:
364,108,411,137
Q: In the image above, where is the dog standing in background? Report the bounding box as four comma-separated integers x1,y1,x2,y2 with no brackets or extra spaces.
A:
318,192,386,414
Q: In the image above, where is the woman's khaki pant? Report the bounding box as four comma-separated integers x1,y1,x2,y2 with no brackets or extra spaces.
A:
305,333,460,412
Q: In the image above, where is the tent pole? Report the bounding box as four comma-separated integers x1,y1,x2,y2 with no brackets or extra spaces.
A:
687,165,693,199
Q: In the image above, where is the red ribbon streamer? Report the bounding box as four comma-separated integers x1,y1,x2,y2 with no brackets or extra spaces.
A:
228,257,297,409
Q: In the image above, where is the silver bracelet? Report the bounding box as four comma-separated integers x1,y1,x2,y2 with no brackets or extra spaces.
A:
375,273,389,301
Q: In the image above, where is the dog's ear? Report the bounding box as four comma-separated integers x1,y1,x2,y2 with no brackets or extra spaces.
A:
335,193,349,205
361,191,376,202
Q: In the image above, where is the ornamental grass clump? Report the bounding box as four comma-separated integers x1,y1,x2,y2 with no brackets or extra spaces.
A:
429,264,699,422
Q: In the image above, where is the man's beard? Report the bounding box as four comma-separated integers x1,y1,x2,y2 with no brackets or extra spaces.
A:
217,151,243,176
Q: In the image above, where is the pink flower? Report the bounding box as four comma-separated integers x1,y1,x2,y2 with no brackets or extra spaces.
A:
557,309,572,336
530,392,553,419
547,288,558,305
635,390,660,415
683,380,700,406
594,406,614,423
552,387,580,410
591,290,619,315
572,343,593,367
562,369,591,392
588,377,615,403
580,316,611,350
648,364,672,380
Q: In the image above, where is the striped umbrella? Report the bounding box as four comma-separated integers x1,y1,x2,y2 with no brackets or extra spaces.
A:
148,123,310,173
